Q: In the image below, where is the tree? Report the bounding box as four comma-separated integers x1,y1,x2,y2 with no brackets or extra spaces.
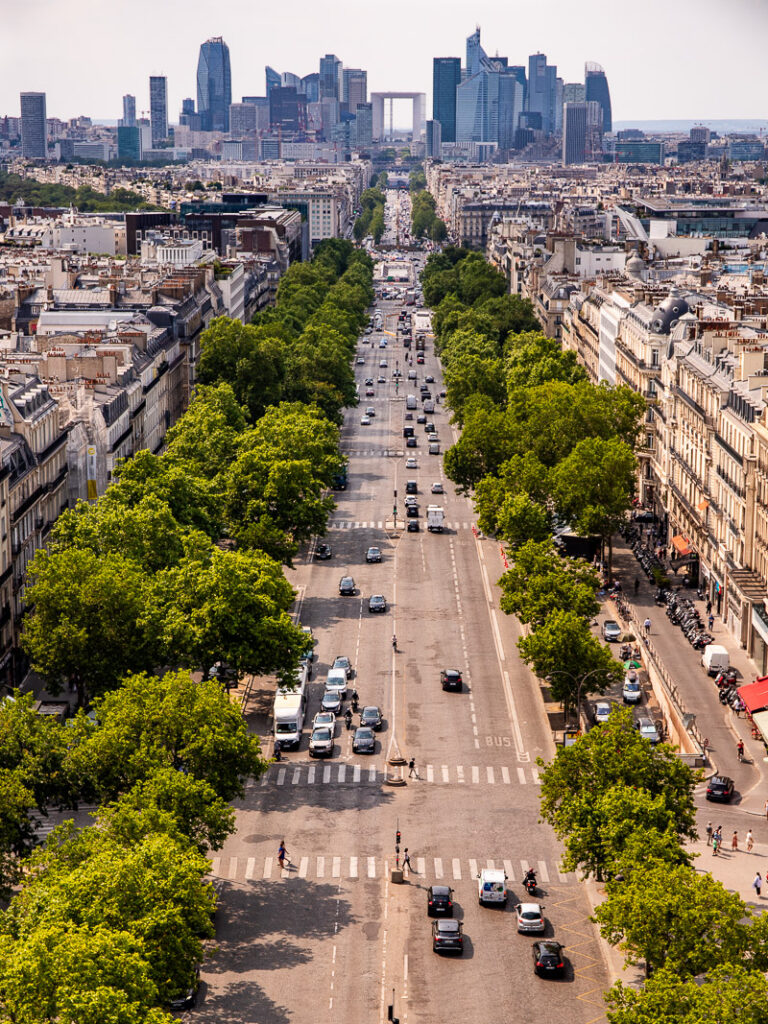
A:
0,768,36,898
443,396,515,490
606,965,768,1024
430,218,447,242
473,454,550,535
517,609,623,715
197,318,287,422
499,540,600,625
164,383,247,479
444,352,506,424
493,492,550,549
594,863,750,977
505,331,587,390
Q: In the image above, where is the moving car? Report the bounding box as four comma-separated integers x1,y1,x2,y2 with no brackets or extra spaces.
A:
352,726,376,754
379,359,388,368
623,671,642,704
312,710,336,730
427,885,454,916
431,482,444,494
366,388,375,397
339,576,356,596
309,726,334,758
515,902,546,933
532,940,565,977
440,669,463,692
405,480,418,494
356,356,365,365
377,375,386,384
332,655,353,679
593,701,612,725
315,543,332,560
359,705,383,731
321,691,343,715
360,416,371,426
368,595,387,613
706,774,735,802
636,716,660,744
428,443,440,455
405,457,418,469
425,374,435,383
366,546,382,563
325,668,347,699
432,919,464,955
417,414,427,424
364,378,374,386
477,867,508,906
602,620,622,642
407,520,420,532
365,407,375,417
406,505,419,518
406,437,417,448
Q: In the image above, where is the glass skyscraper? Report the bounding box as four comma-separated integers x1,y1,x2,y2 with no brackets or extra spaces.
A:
20,92,47,159
585,62,612,133
433,57,461,143
527,53,557,134
149,76,167,145
197,37,232,132
122,94,136,127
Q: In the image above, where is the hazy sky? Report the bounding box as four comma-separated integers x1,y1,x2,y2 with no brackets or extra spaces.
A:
2,0,767,123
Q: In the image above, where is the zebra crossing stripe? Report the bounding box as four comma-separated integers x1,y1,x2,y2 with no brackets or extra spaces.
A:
211,857,221,875
468,858,478,879
317,856,325,878
339,765,347,783
332,856,341,878
487,766,495,784
417,857,426,875
353,766,361,783
228,857,238,880
308,765,316,785
292,768,300,785
277,768,286,786
520,859,530,875
517,767,527,785
533,768,542,784
442,765,449,783
452,858,462,880
299,857,309,878
263,856,273,879
261,774,269,787
557,866,570,884
457,765,465,784
369,766,377,782
426,764,434,783
350,857,358,878
368,857,376,878
538,860,550,883
434,857,443,878
487,858,496,870
471,766,479,784
503,859,515,880
323,766,331,784
246,857,255,881
502,767,510,784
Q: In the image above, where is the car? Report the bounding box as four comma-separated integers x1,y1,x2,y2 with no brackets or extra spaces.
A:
325,667,347,698
427,885,454,916
623,671,642,704
431,482,444,494
168,970,200,1011
706,774,735,802
352,726,376,754
602,619,622,642
406,505,419,518
432,918,464,954
429,443,440,455
405,480,418,494
366,546,382,563
332,655,353,679
379,339,387,348
404,495,418,507
360,705,383,730
360,415,371,426
407,520,420,532
636,716,660,744
312,710,336,730
309,726,334,758
379,359,388,367
406,437,417,448
425,374,435,383
594,701,612,725
532,940,565,977
377,375,386,383
404,412,413,421
425,422,436,433
365,327,372,335
408,370,417,380
365,388,375,397
368,594,387,613
416,414,427,424
315,542,332,559
364,377,374,386
356,356,365,365
440,669,463,692
515,902,546,933
366,407,375,417
428,433,439,444
339,576,356,596
392,369,402,378
321,691,343,715
417,355,425,364
406,457,418,469
478,867,508,905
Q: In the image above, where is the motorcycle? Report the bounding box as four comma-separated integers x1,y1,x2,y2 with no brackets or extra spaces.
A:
523,876,537,897
345,711,353,731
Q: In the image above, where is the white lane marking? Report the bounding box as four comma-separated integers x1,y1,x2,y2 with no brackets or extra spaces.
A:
503,859,515,880
517,766,527,785
263,856,273,879
332,856,341,877
369,766,377,782
471,765,479,784
479,560,493,602
441,765,449,783
350,857,358,878
299,857,309,878
456,765,465,784
426,764,434,783
368,857,376,878
353,766,361,783
533,767,542,784
502,766,511,784
468,858,478,879
404,954,408,983
487,766,495,784
490,610,505,663
452,858,462,880
487,859,495,870
228,857,238,880
245,857,255,881
434,857,444,878
323,766,331,784
277,768,286,786
292,768,301,785
416,856,426,875
211,857,220,875
317,856,325,878
538,860,550,883
308,765,316,785
338,765,347,783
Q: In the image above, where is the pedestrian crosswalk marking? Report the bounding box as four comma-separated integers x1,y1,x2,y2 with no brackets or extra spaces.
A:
339,765,347,783
368,766,376,782
211,857,220,875
417,857,426,875
533,768,542,785
323,766,331,784
353,766,361,783
487,858,496,870
263,856,273,879
558,867,570,884
299,856,309,878
504,859,515,880
434,857,443,878
471,766,479,784
292,769,300,785
350,857,358,878
502,767,510,784
487,767,495,784
452,858,462,881
538,860,550,883
277,768,286,786
517,767,527,785
426,764,434,783
317,856,325,878
441,765,449,783
457,765,465,784
246,857,255,880
228,857,238,880
368,856,376,878
308,765,316,785
468,858,478,878
328,519,474,532
253,762,543,789
520,859,530,875
332,856,341,878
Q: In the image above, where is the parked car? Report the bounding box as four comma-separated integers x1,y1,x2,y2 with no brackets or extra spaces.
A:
427,885,454,916
168,969,200,1011
368,595,387,613
315,542,332,560
432,919,464,955
515,902,546,934
636,716,660,744
532,940,565,977
623,671,642,704
352,726,376,754
706,774,735,802
602,620,622,642
359,706,383,730
339,576,356,596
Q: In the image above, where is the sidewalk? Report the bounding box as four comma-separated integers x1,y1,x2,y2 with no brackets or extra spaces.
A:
690,832,768,909
609,536,768,812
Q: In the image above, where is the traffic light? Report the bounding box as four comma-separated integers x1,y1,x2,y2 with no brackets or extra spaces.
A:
396,829,401,846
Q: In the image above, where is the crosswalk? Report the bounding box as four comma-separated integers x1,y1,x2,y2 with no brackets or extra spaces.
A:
209,853,574,886
247,762,542,789
328,520,474,531
338,449,403,458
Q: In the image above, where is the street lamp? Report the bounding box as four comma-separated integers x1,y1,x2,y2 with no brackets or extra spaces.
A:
545,667,612,732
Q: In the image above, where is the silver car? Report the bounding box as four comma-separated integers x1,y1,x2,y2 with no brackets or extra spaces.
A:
515,902,546,933
309,726,334,758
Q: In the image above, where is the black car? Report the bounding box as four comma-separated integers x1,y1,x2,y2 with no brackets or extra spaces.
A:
406,437,417,448
432,919,464,954
427,885,454,916
360,705,383,731
405,412,413,421
352,726,376,754
368,594,387,612
315,543,332,560
169,969,200,1011
366,546,382,563
406,505,419,518
405,480,418,494
532,940,565,977
339,576,356,596
425,375,435,383
706,774,735,802
407,520,420,532
417,414,427,424
441,669,463,692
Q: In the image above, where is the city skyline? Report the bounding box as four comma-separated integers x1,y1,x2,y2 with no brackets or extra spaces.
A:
1,0,766,123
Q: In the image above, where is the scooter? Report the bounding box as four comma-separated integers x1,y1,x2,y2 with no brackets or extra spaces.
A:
524,876,537,897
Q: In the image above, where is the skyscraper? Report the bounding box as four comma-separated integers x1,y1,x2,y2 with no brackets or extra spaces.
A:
342,69,367,114
465,27,488,76
425,119,442,158
355,103,373,148
526,53,557,134
562,102,587,164
122,94,136,127
585,62,612,133
563,83,586,104
266,67,281,95
197,37,232,132
20,92,47,159
149,76,168,145
432,57,461,143
269,86,307,133
319,55,342,100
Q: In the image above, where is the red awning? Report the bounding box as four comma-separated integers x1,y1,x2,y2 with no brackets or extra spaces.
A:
671,534,692,556
738,677,768,714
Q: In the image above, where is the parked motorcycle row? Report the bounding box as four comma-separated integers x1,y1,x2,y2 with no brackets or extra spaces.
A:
660,591,715,650
714,667,744,712
626,532,664,580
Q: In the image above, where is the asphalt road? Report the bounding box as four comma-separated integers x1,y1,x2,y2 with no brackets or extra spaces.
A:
196,203,612,1024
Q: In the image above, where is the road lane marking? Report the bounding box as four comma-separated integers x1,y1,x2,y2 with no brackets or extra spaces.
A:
299,857,309,878
490,610,505,663
277,768,286,786
502,766,510,784
468,858,478,879
487,766,495,784
260,774,268,787
332,856,341,878
292,769,300,785
350,857,358,878
245,857,255,880
538,861,550,883
471,765,479,784
503,859,515,880
263,856,273,878
517,766,527,785
323,766,331,784
434,857,443,878
426,764,434,783
368,857,376,878
317,856,325,878
532,767,542,784
452,858,462,880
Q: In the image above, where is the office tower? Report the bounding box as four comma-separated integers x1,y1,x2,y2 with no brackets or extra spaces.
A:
342,69,367,113
690,125,711,143
269,86,307,132
229,103,258,137
355,103,373,147
456,70,496,142
181,98,195,116
20,92,47,159
301,73,320,103
118,125,142,161
266,67,281,95
466,27,487,76
433,57,461,142
563,83,586,105
149,76,168,144
425,119,442,158
197,37,232,132
122,94,136,127
498,73,525,150
585,62,612,132
319,55,342,100
526,53,557,134
562,102,587,164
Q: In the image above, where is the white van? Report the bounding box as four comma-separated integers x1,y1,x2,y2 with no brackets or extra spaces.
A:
325,667,347,699
477,867,508,905
423,399,435,414
273,692,305,749
277,663,308,699
406,395,417,410
702,644,729,676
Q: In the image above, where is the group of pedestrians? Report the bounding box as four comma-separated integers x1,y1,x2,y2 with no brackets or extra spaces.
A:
706,821,755,856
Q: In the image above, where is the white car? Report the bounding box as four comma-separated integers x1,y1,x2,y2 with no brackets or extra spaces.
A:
515,902,546,933
379,359,388,367
594,701,612,725
431,482,444,494
477,867,508,906
406,457,418,469
360,416,371,426
312,710,336,730
623,671,642,704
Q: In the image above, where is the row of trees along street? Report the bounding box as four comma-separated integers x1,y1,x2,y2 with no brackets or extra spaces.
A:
0,239,373,1020
422,246,768,1019
353,173,387,243
408,169,447,242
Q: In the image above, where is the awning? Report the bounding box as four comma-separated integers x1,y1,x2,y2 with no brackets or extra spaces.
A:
751,708,768,746
696,500,710,512
738,676,768,714
672,534,693,556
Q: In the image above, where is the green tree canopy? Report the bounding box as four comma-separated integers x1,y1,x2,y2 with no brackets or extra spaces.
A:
499,539,600,626
606,965,768,1024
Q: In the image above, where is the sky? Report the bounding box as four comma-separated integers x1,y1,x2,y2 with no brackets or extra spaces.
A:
1,0,767,124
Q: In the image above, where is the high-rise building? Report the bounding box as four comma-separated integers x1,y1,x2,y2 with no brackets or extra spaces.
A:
20,92,47,159
585,62,612,133
269,86,307,133
118,125,142,161
149,76,168,145
342,69,367,114
122,94,136,127
563,83,586,104
355,103,373,148
498,73,526,150
526,53,557,134
425,119,442,158
197,37,232,132
301,73,320,104
229,103,259,137
466,27,488,76
319,54,342,100
266,67,281,95
562,102,587,164
433,57,461,143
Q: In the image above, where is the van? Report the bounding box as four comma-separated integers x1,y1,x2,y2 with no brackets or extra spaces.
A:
325,667,347,699
477,867,508,905
423,400,435,414
406,395,417,410
273,692,305,748
702,644,729,676
278,662,308,699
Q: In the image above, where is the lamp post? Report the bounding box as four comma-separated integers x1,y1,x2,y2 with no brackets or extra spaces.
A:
546,667,611,732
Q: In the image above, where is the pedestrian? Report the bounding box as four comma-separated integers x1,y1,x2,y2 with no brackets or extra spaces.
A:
705,821,713,846
634,577,640,594
747,830,754,852
738,738,745,761
754,871,762,898
712,834,719,856
408,757,417,778
732,830,739,851
708,613,715,630
277,840,289,869
706,598,713,615
644,616,652,636
402,848,412,873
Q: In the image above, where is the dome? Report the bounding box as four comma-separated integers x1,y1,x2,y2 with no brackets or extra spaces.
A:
626,253,645,278
651,287,690,335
